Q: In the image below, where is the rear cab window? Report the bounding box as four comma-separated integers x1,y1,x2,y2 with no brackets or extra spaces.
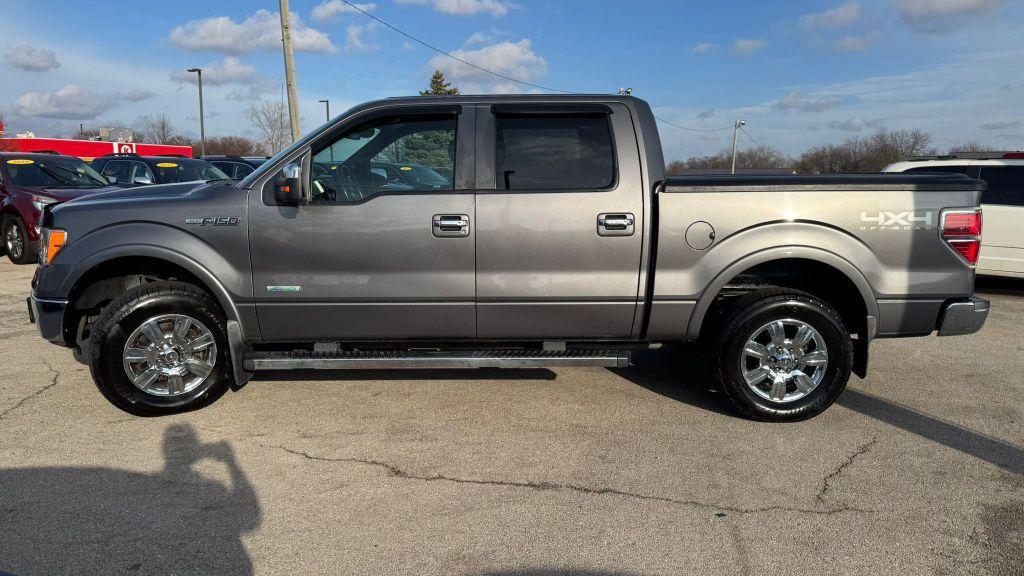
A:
979,166,1024,206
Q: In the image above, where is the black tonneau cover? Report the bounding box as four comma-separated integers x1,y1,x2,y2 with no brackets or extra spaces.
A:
665,173,986,192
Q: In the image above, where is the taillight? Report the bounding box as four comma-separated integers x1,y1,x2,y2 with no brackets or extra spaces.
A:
941,209,982,265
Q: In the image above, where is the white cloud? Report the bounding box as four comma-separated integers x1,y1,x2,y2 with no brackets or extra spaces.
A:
979,120,1022,130
826,118,885,130
892,0,1003,34
169,9,335,55
345,22,381,51
835,31,881,51
691,42,714,54
311,1,377,22
799,2,861,30
773,91,842,113
732,38,767,55
3,45,60,71
121,89,156,102
396,0,512,18
12,85,128,120
428,37,546,93
697,108,716,119
170,57,275,102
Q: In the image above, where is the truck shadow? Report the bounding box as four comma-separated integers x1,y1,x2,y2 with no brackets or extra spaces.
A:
617,349,1024,476
0,423,260,575
976,274,1024,295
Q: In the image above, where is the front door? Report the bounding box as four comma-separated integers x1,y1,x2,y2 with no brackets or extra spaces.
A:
473,103,645,339
250,107,476,341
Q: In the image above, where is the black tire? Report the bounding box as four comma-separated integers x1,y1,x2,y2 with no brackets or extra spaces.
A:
88,281,234,416
4,216,36,265
712,289,853,421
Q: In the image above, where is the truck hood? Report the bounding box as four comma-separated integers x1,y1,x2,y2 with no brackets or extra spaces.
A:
58,181,220,208
31,185,120,202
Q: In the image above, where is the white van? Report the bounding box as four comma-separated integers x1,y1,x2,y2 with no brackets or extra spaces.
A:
885,153,1024,278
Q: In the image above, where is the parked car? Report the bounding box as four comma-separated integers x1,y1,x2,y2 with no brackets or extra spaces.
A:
884,153,1024,278
29,95,988,420
0,152,115,264
90,155,228,187
202,155,268,180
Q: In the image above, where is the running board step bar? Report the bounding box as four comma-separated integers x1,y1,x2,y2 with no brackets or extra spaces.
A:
244,349,631,371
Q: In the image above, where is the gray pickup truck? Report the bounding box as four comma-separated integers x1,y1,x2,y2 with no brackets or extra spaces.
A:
27,95,989,420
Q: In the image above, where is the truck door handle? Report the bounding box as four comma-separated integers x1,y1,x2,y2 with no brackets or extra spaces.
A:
433,214,470,238
598,213,635,236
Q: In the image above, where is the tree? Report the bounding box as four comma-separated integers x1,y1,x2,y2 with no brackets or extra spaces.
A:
140,114,177,145
949,141,993,154
246,100,291,155
794,128,936,173
420,70,460,96
668,145,792,173
73,127,101,140
203,136,264,157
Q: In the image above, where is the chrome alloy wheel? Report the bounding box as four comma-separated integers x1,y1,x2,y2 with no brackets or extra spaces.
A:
5,223,24,261
739,319,828,404
122,314,217,396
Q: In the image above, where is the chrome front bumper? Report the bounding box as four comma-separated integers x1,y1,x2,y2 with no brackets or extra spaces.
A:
937,296,989,337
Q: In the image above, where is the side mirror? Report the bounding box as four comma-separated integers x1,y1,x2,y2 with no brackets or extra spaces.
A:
133,176,153,185
274,162,302,205
107,176,118,184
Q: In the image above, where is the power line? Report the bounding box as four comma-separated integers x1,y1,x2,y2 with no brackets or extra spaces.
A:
740,126,765,148
337,0,570,94
339,0,735,134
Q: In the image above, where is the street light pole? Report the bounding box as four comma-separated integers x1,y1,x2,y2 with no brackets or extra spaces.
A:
187,68,206,156
731,120,746,175
318,99,330,123
279,0,301,141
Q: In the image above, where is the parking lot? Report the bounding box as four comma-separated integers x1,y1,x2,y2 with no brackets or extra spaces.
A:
0,257,1021,575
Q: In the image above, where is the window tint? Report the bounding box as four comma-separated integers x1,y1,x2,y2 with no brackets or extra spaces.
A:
495,114,615,190
311,115,456,204
979,167,1024,207
101,160,133,184
905,165,980,178
132,162,155,182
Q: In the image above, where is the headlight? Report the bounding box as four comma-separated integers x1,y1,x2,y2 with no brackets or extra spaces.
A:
38,228,68,265
31,195,56,212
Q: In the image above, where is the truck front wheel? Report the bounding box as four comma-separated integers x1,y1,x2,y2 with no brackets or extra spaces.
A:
712,289,853,421
88,281,234,416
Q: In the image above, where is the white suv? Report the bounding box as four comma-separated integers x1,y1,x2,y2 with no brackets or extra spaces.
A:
885,153,1024,278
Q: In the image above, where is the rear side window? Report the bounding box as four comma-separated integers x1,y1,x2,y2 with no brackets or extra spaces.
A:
905,165,980,178
979,167,1024,206
495,114,615,190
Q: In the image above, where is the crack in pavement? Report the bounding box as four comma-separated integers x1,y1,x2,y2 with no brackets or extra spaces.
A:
278,445,870,516
0,360,60,424
817,436,879,503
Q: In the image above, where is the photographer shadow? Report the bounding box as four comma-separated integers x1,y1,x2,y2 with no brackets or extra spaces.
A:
0,423,260,575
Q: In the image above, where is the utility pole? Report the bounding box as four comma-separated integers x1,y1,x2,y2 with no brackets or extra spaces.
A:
279,0,301,141
731,120,746,175
318,99,330,123
187,68,206,156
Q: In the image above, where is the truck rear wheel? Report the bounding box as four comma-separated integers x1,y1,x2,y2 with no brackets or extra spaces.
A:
712,289,853,421
88,281,234,416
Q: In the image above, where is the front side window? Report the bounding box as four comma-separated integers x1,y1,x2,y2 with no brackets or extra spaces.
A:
979,166,1024,206
495,114,615,190
310,115,456,204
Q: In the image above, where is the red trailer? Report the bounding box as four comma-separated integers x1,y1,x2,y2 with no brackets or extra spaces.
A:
0,137,193,161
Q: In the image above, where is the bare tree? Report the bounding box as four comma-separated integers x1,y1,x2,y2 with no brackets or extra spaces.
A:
949,141,993,154
140,114,178,145
669,145,792,173
204,135,264,156
246,100,291,155
795,128,936,173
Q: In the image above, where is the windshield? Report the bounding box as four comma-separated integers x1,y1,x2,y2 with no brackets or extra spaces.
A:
149,160,229,184
5,156,109,188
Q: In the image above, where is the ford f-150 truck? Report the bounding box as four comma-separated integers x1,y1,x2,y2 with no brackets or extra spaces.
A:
27,95,989,420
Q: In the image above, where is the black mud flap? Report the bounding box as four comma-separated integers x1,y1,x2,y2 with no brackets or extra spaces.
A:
853,337,869,379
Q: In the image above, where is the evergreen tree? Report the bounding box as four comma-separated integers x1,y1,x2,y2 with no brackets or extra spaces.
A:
420,71,460,96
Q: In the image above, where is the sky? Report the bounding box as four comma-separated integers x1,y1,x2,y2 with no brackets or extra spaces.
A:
0,0,1022,161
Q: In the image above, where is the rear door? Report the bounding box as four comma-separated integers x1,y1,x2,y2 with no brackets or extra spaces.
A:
978,166,1024,275
473,102,644,339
